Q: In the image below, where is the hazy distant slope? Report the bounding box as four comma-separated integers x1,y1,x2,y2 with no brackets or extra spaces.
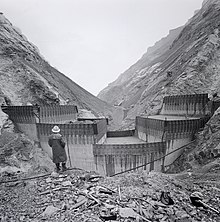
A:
98,0,220,129
98,26,183,105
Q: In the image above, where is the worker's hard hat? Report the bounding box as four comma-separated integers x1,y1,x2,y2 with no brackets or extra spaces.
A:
52,125,60,133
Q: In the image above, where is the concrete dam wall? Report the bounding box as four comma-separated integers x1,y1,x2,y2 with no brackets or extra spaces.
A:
39,105,78,123
161,93,210,116
2,106,39,141
2,105,109,173
2,93,218,176
93,142,166,176
136,116,206,142
37,122,107,172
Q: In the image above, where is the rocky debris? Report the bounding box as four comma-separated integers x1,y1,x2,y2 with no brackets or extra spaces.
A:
27,79,59,105
42,205,60,217
192,107,220,163
190,191,219,214
0,131,54,177
0,169,220,222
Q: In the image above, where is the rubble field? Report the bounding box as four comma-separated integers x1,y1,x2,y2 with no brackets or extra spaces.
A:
0,166,220,222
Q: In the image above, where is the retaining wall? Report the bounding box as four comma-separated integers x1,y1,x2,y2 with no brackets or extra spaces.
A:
36,123,96,161
2,106,37,123
93,142,166,176
135,116,207,169
2,105,108,173
40,134,96,172
2,105,78,124
136,116,206,142
164,138,192,167
107,130,135,137
136,117,165,142
2,102,211,176
93,119,108,142
68,143,96,172
16,123,39,141
36,121,107,145
37,120,107,171
160,94,210,116
77,117,109,125
2,106,39,141
2,105,79,139
39,105,78,123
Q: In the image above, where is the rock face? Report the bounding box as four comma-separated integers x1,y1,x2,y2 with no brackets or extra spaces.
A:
98,0,220,129
0,130,54,174
98,26,183,106
0,13,113,118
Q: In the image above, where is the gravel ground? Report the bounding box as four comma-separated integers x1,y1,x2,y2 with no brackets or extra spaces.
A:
0,168,220,222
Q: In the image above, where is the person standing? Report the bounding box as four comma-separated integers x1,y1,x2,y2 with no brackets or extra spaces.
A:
48,125,67,172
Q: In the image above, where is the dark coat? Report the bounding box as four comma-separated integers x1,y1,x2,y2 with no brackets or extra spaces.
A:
48,133,67,163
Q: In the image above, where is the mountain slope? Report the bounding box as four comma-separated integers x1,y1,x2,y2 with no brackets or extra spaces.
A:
98,0,220,129
0,13,114,118
98,26,183,106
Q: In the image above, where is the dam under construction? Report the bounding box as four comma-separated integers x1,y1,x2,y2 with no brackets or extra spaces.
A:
2,93,219,176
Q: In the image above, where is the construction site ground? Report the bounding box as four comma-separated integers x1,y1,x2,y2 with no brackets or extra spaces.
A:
1,158,220,222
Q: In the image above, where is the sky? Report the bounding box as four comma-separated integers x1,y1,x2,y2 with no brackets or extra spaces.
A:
1,0,204,96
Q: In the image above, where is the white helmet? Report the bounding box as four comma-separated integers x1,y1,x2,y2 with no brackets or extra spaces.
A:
52,125,60,133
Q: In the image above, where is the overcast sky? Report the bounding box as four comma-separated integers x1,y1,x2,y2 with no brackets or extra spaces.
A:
1,0,203,96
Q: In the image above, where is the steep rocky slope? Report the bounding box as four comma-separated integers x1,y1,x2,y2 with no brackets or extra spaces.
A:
98,0,220,129
98,26,183,106
0,13,114,118
0,12,123,175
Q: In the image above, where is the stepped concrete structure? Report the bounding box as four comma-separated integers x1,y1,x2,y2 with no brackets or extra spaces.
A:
2,93,220,176
136,93,212,171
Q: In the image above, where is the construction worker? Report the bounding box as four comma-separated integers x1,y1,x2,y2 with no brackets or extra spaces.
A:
48,125,67,172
